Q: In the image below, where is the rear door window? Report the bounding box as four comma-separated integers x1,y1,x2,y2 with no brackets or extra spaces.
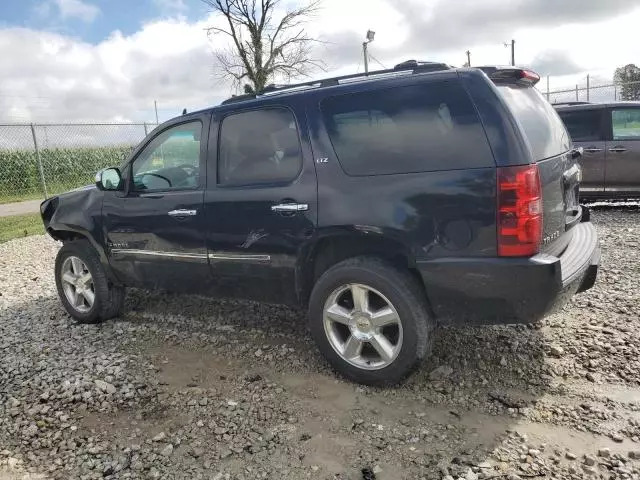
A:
320,81,494,176
218,108,303,186
496,86,570,160
612,108,640,140
557,109,603,142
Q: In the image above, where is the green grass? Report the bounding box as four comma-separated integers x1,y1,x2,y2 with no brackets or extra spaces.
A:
0,213,44,243
0,191,45,205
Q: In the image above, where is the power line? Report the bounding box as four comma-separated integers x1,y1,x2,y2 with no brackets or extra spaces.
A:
368,54,387,69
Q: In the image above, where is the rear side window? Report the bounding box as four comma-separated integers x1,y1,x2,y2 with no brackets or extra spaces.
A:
497,86,570,160
612,108,640,140
557,110,603,142
320,81,494,176
218,108,302,186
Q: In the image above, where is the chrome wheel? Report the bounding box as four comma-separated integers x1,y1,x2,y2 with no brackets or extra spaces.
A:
60,256,95,313
323,283,403,370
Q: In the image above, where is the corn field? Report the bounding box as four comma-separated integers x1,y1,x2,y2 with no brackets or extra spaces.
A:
0,146,134,200
0,123,152,203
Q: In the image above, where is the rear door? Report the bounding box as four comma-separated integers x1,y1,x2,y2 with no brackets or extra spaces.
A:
203,104,318,305
494,83,577,250
556,108,606,193
606,106,640,195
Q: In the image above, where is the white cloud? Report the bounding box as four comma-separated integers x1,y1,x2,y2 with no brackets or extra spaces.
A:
153,0,189,15
1,0,640,124
49,0,101,23
0,15,231,123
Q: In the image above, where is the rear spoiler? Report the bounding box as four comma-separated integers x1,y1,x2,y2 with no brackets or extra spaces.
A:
475,66,540,86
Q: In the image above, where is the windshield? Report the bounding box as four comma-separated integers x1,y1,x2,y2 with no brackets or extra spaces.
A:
497,85,570,160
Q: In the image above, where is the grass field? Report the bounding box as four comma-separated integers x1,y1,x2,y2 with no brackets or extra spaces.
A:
0,213,44,243
0,191,45,205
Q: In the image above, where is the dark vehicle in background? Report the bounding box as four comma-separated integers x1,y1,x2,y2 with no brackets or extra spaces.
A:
40,62,600,385
555,101,640,199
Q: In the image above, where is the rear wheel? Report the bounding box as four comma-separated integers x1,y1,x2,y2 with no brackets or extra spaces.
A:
55,240,125,324
309,257,434,386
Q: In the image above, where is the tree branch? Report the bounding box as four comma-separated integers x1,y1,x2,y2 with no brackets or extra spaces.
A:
201,0,322,92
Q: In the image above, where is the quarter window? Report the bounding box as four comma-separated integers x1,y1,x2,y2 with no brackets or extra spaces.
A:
612,109,640,140
320,81,494,176
131,122,202,191
218,108,302,186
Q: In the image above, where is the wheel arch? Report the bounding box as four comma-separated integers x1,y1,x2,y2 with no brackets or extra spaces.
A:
47,224,120,285
298,233,429,307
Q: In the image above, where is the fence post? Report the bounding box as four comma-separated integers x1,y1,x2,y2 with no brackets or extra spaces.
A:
586,74,590,102
614,85,617,101
30,123,48,199
575,85,579,101
143,122,148,136
546,76,550,101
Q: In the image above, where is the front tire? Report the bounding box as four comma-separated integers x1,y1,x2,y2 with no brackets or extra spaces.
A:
55,239,125,324
308,257,434,386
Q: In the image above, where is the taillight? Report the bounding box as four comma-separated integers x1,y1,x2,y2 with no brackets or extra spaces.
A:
497,164,542,257
520,70,540,84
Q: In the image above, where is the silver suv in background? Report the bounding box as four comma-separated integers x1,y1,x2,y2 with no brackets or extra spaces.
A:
555,101,640,199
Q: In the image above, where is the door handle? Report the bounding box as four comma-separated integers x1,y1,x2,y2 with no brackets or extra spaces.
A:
583,147,603,153
168,209,197,217
608,147,627,153
271,203,309,212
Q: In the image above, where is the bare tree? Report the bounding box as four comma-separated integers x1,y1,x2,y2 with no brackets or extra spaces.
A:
201,0,322,93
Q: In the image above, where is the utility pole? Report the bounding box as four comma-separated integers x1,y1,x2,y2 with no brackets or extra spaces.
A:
465,50,471,67
363,30,375,73
154,100,159,124
504,39,515,66
510,39,515,66
363,42,369,74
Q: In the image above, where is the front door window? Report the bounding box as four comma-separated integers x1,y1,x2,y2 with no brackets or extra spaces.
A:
131,121,202,191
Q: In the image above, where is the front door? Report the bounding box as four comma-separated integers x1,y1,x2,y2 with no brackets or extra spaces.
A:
606,107,640,195
203,105,317,305
557,108,606,194
103,118,210,292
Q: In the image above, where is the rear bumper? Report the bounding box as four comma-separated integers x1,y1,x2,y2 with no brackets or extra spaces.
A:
417,222,600,325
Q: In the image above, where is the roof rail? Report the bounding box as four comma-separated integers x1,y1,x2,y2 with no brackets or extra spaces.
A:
552,101,592,106
221,60,452,105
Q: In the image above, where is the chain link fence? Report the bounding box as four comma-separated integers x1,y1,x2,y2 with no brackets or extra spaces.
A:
0,123,156,204
544,80,640,105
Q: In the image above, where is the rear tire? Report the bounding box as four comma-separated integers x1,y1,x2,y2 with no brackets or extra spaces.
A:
308,256,434,386
55,239,125,324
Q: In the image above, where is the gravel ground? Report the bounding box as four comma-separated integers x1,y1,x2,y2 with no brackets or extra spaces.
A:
1,208,639,480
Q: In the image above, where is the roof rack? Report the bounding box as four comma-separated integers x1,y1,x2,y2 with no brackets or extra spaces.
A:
221,60,452,105
552,101,592,106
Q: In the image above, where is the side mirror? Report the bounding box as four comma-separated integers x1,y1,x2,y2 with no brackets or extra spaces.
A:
571,147,584,159
95,167,123,191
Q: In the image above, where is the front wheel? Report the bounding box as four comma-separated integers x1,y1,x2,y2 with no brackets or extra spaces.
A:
55,239,125,324
308,257,434,386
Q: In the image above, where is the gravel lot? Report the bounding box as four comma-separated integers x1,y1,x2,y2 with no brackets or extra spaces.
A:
1,208,639,480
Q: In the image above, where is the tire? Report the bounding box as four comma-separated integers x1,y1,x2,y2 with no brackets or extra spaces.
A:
308,256,435,386
55,239,125,324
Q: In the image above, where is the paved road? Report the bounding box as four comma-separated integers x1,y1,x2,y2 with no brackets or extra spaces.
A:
0,199,42,217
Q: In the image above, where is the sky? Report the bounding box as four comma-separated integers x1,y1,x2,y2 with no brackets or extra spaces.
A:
0,0,639,123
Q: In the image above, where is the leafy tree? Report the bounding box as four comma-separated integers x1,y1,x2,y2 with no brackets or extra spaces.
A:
614,64,640,100
201,0,322,93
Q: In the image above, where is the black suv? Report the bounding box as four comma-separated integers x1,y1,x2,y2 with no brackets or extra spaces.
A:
41,61,600,385
555,101,640,199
